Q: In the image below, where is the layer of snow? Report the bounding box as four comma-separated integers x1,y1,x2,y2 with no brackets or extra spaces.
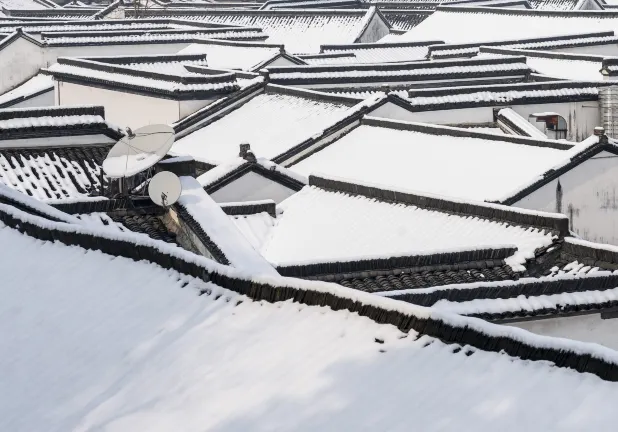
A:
46,64,236,93
322,44,434,64
0,74,53,107
498,108,548,139
177,176,277,275
521,56,603,81
45,31,266,45
0,114,104,130
4,220,618,431
230,211,275,251
172,92,352,163
400,9,618,44
153,11,376,53
290,122,573,202
260,185,555,268
178,43,280,71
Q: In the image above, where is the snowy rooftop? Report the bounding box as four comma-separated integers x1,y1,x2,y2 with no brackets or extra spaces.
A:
123,9,389,53
320,40,441,64
401,7,618,44
45,56,241,98
171,87,357,164
266,56,531,87
0,73,53,109
178,40,284,71
4,212,618,430
260,179,560,269
289,118,576,202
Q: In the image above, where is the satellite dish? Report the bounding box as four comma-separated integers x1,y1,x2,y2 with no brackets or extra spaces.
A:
103,124,175,178
148,171,182,207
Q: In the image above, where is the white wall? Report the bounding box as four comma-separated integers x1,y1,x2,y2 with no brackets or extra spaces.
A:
392,101,600,142
263,56,302,68
357,12,391,44
508,313,618,350
56,81,180,128
513,150,618,245
210,171,296,204
0,37,46,95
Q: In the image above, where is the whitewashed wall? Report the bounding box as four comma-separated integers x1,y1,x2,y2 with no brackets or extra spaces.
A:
0,37,45,95
210,172,296,204
56,81,180,128
507,313,618,350
178,98,218,119
374,101,600,142
513,150,618,245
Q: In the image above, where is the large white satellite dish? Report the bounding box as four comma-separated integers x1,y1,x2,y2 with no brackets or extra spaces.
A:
103,124,175,178
148,171,182,207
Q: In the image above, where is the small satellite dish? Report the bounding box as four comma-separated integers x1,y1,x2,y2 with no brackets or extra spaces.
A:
103,124,175,178
148,171,182,207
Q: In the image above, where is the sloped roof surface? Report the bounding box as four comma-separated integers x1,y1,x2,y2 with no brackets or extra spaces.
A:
290,122,573,202
402,8,618,44
178,42,281,70
172,91,353,163
141,11,377,53
0,145,109,201
261,185,555,267
322,43,434,63
3,219,618,431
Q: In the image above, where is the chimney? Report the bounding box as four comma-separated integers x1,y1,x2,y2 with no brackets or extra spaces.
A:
239,143,256,163
598,86,618,139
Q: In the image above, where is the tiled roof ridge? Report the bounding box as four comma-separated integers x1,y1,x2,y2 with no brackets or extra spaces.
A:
203,159,306,194
0,105,106,120
127,8,376,16
51,196,163,215
92,0,122,20
46,58,240,99
277,246,517,278
564,238,618,266
3,8,99,16
171,201,231,265
497,140,616,205
361,116,574,150
265,54,527,74
407,79,606,98
220,199,277,218
0,28,44,52
40,28,258,38
187,37,285,49
309,174,570,235
77,52,210,64
428,31,614,55
436,4,618,16
320,39,444,51
2,199,618,381
265,83,364,105
55,56,236,84
384,272,618,307
172,79,266,135
0,84,53,110
480,45,606,62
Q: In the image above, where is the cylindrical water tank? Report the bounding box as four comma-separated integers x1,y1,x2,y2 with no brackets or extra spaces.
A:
599,85,618,138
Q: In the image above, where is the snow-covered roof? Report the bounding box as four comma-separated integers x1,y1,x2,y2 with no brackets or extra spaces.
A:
45,56,240,99
428,30,615,59
0,73,53,109
0,0,47,10
497,107,549,138
320,40,441,63
401,7,618,44
178,40,284,71
124,8,391,53
4,210,618,430
381,9,432,30
260,177,564,269
171,86,358,164
266,55,531,88
404,80,601,111
480,47,605,81
289,117,576,202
